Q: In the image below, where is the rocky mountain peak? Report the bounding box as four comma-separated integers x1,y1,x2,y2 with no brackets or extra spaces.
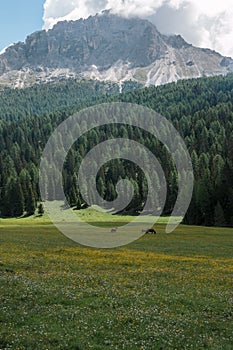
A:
0,12,166,73
0,12,233,88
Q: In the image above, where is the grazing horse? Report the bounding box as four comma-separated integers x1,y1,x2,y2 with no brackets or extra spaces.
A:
111,227,117,232
142,228,157,234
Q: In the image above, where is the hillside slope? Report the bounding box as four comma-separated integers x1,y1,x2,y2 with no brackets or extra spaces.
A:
0,74,232,226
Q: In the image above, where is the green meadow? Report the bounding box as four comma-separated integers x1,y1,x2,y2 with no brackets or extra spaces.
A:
0,212,232,349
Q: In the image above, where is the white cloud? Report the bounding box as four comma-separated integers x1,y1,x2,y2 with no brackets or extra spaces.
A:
43,0,106,29
43,0,233,57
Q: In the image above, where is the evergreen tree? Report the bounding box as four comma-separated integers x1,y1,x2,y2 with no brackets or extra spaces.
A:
38,203,44,216
214,202,226,227
25,184,36,216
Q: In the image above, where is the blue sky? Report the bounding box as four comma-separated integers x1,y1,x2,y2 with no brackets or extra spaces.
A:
0,0,44,51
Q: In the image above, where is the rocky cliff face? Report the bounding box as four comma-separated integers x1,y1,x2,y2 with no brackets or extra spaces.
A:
0,11,233,88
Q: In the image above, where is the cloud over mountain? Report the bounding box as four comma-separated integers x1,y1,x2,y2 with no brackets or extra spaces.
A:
43,0,233,58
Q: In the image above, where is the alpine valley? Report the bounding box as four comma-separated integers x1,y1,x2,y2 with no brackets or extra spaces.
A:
1,9,233,350
0,10,233,226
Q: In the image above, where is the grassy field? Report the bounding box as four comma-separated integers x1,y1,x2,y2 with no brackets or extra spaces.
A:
0,212,232,349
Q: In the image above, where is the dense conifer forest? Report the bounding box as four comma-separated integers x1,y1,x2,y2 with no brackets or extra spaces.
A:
0,74,232,226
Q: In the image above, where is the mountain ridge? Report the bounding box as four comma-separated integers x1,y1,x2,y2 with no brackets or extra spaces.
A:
0,11,233,88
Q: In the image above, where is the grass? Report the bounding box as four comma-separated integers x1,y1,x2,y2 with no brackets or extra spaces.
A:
0,212,232,349
0,206,181,226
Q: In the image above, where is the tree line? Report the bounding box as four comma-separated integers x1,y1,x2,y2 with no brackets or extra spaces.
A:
0,74,232,226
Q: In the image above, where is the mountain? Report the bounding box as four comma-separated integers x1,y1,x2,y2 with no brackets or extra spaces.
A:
0,11,233,88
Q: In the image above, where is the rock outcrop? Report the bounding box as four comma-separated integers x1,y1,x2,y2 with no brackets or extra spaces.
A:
0,11,232,88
